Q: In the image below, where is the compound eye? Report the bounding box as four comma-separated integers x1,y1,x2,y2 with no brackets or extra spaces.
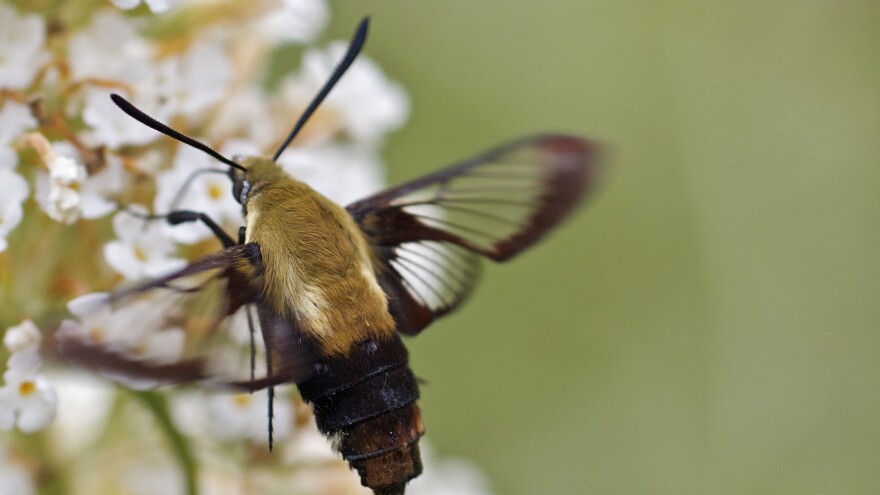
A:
231,180,242,204
236,180,251,205
231,178,250,205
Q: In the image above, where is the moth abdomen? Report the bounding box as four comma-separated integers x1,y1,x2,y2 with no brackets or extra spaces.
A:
308,365,418,431
349,437,422,495
337,401,423,495
297,336,424,494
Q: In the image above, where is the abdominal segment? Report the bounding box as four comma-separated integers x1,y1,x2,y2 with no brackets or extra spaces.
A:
297,335,424,494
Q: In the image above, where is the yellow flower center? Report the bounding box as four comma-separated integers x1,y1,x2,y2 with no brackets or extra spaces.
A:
19,380,36,396
207,183,223,200
134,245,148,262
233,394,252,408
130,342,147,357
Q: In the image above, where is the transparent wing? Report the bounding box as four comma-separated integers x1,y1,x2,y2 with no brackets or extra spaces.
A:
373,241,482,335
58,243,312,389
346,134,599,334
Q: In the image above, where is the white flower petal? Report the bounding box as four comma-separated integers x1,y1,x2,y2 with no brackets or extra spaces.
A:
65,292,110,318
112,204,150,241
0,101,38,149
0,366,57,433
283,419,338,464
0,450,34,495
31,149,90,224
68,11,152,83
105,208,186,280
0,390,14,430
3,320,41,353
83,89,160,148
12,377,57,433
144,0,180,13
0,195,25,253
154,144,242,245
253,0,330,44
142,256,187,278
80,193,118,220
141,328,185,364
47,372,114,458
80,154,125,220
111,0,141,9
154,41,232,118
0,148,16,170
103,240,143,280
112,0,180,13
0,5,48,90
4,350,42,376
0,169,29,202
207,393,255,440
0,101,36,183
277,144,384,205
208,390,292,442
205,88,274,148
45,186,82,224
282,43,410,143
48,154,86,185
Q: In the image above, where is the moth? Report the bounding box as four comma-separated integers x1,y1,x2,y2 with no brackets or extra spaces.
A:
59,17,599,495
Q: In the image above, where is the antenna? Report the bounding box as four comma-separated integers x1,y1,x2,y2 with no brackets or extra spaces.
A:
109,94,247,172
272,17,370,161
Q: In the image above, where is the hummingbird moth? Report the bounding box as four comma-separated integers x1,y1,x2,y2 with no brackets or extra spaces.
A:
59,17,600,495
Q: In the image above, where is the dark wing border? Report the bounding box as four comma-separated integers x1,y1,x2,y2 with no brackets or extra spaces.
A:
346,134,600,335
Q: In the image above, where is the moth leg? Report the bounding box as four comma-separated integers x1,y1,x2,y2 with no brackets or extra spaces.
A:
228,370,306,392
244,304,257,381
257,305,278,449
120,205,237,248
165,210,236,248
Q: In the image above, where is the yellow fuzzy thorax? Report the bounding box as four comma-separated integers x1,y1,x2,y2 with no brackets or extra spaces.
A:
239,158,395,357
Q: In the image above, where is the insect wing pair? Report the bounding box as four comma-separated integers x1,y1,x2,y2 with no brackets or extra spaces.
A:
57,16,600,495
59,133,597,393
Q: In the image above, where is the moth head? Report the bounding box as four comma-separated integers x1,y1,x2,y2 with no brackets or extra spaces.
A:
229,157,292,206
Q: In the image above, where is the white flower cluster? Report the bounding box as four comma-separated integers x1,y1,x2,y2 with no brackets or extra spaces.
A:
0,320,57,433
0,101,35,253
0,6,48,90
0,0,407,264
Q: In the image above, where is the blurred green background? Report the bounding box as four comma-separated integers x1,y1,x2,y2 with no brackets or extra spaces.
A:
326,2,880,494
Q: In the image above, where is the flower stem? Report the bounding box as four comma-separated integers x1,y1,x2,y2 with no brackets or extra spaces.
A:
129,390,199,495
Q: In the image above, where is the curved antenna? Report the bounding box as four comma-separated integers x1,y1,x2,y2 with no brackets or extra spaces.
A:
109,93,247,172
272,17,370,161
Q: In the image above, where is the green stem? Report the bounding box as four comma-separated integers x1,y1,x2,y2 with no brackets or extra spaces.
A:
129,390,199,495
